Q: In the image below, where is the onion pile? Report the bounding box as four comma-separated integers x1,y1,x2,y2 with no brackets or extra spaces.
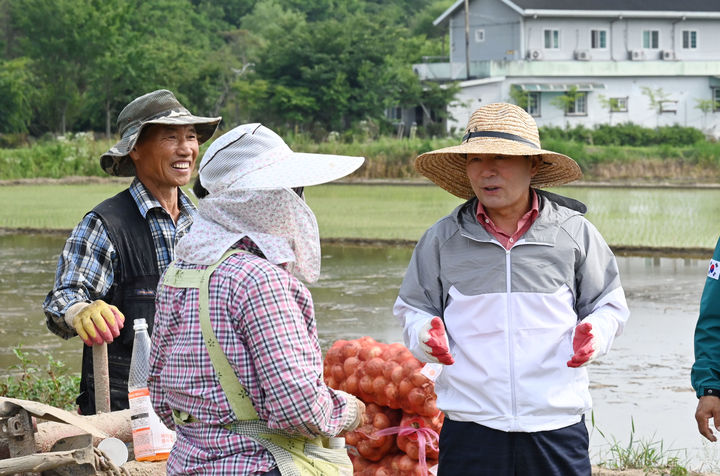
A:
324,337,444,475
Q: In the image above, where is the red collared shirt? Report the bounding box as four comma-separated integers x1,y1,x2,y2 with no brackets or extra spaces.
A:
476,189,539,250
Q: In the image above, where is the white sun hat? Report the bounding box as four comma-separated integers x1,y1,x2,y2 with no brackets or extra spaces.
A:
198,123,365,194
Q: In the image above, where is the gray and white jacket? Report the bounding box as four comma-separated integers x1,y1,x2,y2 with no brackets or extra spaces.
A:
394,192,629,432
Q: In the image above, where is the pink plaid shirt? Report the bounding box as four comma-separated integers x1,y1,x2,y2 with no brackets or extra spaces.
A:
476,189,539,250
149,238,348,475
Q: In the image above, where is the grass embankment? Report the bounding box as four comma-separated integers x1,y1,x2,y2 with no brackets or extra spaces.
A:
4,182,720,252
3,132,720,183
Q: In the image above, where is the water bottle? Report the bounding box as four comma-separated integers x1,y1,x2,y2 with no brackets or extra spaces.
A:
128,318,175,461
327,437,353,475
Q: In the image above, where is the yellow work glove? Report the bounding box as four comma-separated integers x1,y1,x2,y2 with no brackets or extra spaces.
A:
69,300,125,346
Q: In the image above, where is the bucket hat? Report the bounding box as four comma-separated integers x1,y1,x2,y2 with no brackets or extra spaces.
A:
100,89,222,177
415,102,582,199
198,123,364,194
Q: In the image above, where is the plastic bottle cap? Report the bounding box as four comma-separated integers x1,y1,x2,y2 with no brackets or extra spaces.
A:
133,318,148,331
98,437,129,467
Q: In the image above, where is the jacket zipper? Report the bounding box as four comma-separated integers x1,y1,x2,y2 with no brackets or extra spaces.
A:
505,248,518,429
460,234,553,428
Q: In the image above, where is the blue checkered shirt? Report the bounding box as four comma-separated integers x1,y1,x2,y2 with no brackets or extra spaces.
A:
43,178,195,338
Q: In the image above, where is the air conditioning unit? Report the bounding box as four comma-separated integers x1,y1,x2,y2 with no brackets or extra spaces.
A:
661,50,676,60
629,49,645,61
574,50,591,61
527,49,542,61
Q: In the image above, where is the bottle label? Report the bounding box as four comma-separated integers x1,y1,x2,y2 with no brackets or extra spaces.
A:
128,387,175,460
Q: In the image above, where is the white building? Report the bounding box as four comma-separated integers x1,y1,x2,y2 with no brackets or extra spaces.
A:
413,0,720,136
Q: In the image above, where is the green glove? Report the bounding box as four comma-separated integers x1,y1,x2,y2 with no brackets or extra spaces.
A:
70,300,125,346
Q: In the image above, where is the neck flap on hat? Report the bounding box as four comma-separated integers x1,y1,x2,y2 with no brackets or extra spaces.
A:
175,188,321,283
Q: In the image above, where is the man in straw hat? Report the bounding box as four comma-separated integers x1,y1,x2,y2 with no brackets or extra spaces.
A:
147,123,366,474
394,103,629,475
43,89,221,415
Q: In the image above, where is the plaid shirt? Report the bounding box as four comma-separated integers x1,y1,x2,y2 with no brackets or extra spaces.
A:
148,238,348,475
43,178,195,337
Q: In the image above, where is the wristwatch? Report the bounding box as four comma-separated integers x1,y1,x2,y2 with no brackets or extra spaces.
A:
704,388,720,398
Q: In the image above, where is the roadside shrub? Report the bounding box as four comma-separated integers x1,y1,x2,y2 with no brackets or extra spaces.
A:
655,125,705,147
0,134,110,179
542,123,706,147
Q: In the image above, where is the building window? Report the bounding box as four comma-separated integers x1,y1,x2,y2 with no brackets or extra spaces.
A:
682,30,697,49
642,30,659,49
714,88,720,112
544,30,559,49
659,100,678,114
526,92,541,116
566,92,587,115
609,97,628,112
385,107,402,121
475,29,485,42
591,30,607,49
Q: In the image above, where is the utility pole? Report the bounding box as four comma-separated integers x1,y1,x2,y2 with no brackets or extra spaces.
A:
464,0,470,79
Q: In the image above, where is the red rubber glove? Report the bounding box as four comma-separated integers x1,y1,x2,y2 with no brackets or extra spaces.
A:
419,317,455,365
567,322,596,368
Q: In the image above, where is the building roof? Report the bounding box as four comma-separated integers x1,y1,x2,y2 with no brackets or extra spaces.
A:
511,0,720,11
435,0,720,26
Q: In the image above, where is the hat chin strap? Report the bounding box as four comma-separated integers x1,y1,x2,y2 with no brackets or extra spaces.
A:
462,130,539,149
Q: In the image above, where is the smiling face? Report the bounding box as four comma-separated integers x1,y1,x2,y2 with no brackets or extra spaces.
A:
129,124,199,191
466,154,541,220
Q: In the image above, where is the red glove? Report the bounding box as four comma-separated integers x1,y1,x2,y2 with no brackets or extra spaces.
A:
567,322,596,368
419,317,455,365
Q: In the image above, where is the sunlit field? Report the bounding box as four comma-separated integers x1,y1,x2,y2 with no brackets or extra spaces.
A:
2,183,720,249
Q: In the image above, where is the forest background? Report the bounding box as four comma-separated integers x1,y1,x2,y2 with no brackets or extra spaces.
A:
0,0,457,140
3,0,720,183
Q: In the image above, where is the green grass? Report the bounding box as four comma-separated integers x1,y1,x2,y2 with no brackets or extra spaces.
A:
592,413,689,475
3,183,720,249
5,134,720,181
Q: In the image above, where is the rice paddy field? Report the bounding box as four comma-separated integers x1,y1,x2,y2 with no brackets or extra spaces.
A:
2,181,720,251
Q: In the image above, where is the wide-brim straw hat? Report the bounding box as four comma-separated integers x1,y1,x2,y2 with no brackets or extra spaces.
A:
198,123,365,194
100,89,222,177
415,102,582,199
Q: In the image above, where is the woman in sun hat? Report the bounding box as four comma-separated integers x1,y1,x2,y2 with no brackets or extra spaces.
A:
394,103,629,475
148,123,366,475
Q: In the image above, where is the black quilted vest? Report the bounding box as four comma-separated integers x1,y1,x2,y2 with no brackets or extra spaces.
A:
77,189,159,415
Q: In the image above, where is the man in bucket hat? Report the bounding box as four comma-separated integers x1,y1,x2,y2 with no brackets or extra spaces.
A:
147,123,365,474
394,103,629,475
43,89,221,414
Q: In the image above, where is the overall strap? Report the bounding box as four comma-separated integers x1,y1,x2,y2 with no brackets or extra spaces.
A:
163,249,259,421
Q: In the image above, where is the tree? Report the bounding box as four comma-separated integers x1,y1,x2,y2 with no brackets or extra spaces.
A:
640,86,670,127
253,12,444,132
694,98,718,132
0,58,35,133
597,94,624,126
550,86,582,115
9,0,98,134
509,85,530,110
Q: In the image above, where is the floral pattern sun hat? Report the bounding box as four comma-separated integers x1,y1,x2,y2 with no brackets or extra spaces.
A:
174,123,365,282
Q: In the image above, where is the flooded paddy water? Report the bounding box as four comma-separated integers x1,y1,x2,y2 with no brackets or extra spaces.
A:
1,233,719,471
